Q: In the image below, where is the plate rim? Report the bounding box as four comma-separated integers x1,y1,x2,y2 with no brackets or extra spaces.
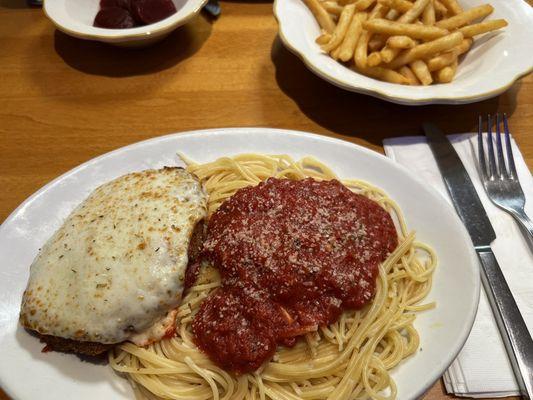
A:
0,127,481,400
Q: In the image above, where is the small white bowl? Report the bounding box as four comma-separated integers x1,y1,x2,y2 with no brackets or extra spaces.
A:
274,0,533,105
44,0,207,47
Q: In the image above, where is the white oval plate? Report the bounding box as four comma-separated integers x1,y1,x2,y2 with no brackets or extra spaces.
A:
0,128,480,400
274,0,533,105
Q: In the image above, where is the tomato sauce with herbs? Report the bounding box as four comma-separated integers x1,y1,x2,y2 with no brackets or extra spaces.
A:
192,178,397,374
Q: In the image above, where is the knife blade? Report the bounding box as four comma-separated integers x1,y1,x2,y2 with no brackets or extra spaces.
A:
423,123,495,248
423,123,533,400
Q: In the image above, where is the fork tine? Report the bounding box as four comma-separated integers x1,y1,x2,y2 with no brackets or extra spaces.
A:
495,113,507,178
503,113,517,179
486,114,497,179
478,115,488,180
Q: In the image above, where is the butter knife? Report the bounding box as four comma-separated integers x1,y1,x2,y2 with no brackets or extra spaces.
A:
423,123,533,400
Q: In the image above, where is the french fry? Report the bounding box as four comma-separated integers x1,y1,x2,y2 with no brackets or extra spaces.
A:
367,51,383,66
439,0,462,15
397,0,430,23
367,2,389,54
385,8,400,20
331,45,342,59
436,4,494,30
378,0,413,13
427,50,456,71
459,19,508,38
380,46,401,63
409,59,433,85
363,19,449,40
369,2,388,18
433,0,447,16
355,29,371,68
368,35,386,51
303,0,337,33
426,37,471,71
316,32,333,44
357,66,410,84
436,60,457,82
339,12,367,61
455,37,473,55
387,31,463,68
322,4,357,51
422,0,435,25
354,0,376,10
364,1,387,54
399,65,420,85
386,35,416,48
321,1,344,15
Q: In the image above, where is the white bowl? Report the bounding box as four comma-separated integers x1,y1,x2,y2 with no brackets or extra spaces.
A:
44,0,207,47
274,0,533,105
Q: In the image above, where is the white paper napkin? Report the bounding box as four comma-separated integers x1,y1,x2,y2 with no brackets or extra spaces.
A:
383,134,533,398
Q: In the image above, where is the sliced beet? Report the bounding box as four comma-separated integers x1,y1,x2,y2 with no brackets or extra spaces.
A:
93,7,136,28
131,0,177,25
99,0,131,11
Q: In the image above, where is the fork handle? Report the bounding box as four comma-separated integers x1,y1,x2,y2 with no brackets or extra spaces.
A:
509,209,533,252
477,249,533,400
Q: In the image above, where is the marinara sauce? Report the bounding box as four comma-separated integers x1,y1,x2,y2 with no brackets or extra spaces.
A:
192,178,398,374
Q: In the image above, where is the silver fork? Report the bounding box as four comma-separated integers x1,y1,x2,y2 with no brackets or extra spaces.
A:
478,113,533,251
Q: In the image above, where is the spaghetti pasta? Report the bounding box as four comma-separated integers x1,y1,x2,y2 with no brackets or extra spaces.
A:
110,154,437,400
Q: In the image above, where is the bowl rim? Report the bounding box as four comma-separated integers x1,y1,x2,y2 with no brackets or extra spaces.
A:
43,0,208,42
272,0,533,105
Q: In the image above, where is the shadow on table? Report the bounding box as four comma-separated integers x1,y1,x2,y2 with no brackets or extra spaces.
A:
270,36,520,145
53,14,212,77
0,0,33,9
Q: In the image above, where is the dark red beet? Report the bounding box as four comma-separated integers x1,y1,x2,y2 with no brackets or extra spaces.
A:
100,0,131,11
94,7,136,28
131,0,177,25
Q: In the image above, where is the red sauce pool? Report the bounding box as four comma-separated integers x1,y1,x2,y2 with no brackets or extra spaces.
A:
93,0,177,29
192,178,398,374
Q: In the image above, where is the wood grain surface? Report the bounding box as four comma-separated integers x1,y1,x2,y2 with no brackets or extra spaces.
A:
0,0,531,399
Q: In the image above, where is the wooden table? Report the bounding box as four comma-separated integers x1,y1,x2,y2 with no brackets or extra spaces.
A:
0,0,531,398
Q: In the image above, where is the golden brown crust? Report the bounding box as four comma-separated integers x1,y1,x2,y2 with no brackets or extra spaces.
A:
184,219,206,290
188,219,206,265
38,334,113,356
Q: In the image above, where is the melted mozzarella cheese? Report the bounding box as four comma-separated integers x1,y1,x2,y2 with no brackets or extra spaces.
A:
20,167,207,345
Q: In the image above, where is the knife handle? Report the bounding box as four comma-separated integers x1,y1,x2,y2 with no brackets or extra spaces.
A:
477,249,533,400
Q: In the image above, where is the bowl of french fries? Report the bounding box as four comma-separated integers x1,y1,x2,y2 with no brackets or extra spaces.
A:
274,0,533,104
